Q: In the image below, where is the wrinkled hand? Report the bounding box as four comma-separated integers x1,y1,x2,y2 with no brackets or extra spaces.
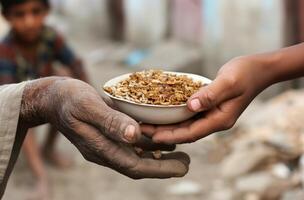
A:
21,77,190,179
142,56,271,144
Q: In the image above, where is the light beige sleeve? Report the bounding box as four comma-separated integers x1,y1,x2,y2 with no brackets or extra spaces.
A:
0,82,27,190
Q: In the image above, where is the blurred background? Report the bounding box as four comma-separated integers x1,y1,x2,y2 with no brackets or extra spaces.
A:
1,0,304,199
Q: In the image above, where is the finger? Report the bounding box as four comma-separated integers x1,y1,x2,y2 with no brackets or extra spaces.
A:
101,93,117,109
152,97,244,144
161,152,191,166
152,113,224,144
140,124,156,137
140,119,194,138
134,135,176,151
187,76,241,112
126,152,190,179
83,99,142,144
71,122,189,179
141,120,193,138
141,124,175,137
103,108,142,143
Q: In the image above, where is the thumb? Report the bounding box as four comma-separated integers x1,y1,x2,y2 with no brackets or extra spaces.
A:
86,102,142,144
187,77,238,112
102,107,141,143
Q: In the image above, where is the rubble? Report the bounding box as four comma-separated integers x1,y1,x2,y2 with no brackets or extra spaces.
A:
281,189,304,200
235,172,277,193
220,143,276,178
166,180,201,196
210,90,304,199
270,163,291,179
208,186,239,200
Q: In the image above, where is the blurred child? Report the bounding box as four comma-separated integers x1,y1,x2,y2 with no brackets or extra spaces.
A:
0,0,89,199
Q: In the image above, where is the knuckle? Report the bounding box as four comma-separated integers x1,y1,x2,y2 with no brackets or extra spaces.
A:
124,159,142,179
221,117,236,130
224,76,237,89
103,112,123,136
199,88,216,108
101,112,113,133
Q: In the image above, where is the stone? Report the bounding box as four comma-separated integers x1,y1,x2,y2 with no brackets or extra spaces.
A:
208,187,238,200
243,193,260,200
220,143,276,178
166,180,201,196
236,172,292,199
271,163,291,179
281,189,304,200
235,172,275,193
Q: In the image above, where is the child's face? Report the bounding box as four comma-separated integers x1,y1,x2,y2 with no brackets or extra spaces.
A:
5,1,49,43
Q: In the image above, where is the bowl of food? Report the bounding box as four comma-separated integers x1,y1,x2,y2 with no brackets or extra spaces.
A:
103,70,211,124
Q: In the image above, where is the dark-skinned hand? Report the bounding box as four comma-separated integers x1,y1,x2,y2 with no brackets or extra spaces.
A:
20,77,190,179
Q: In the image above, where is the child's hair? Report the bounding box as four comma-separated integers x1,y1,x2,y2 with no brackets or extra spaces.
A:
0,0,49,14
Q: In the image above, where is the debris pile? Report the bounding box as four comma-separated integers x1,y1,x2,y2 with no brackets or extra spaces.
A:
208,90,304,200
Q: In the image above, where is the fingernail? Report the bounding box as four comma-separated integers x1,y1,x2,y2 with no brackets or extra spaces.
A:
124,125,136,142
190,98,201,111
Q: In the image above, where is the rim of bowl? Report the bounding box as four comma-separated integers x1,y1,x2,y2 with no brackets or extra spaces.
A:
103,71,212,108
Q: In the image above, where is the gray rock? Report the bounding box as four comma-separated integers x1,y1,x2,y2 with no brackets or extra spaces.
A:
281,189,304,200
221,143,276,178
235,172,275,193
236,172,291,199
271,163,291,179
208,187,239,200
166,180,201,196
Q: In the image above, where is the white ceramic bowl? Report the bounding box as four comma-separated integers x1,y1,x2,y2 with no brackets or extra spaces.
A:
103,72,212,124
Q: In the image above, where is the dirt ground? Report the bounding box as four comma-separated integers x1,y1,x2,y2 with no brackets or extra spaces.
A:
4,136,222,200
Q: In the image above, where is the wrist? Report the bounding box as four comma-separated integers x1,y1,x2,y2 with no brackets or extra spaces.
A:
20,77,68,128
250,44,304,86
244,53,280,91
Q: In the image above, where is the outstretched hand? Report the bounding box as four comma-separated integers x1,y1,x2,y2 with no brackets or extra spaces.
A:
142,56,271,144
20,77,190,179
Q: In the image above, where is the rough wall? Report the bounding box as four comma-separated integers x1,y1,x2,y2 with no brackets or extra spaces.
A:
49,0,110,38
124,0,168,46
170,0,203,44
